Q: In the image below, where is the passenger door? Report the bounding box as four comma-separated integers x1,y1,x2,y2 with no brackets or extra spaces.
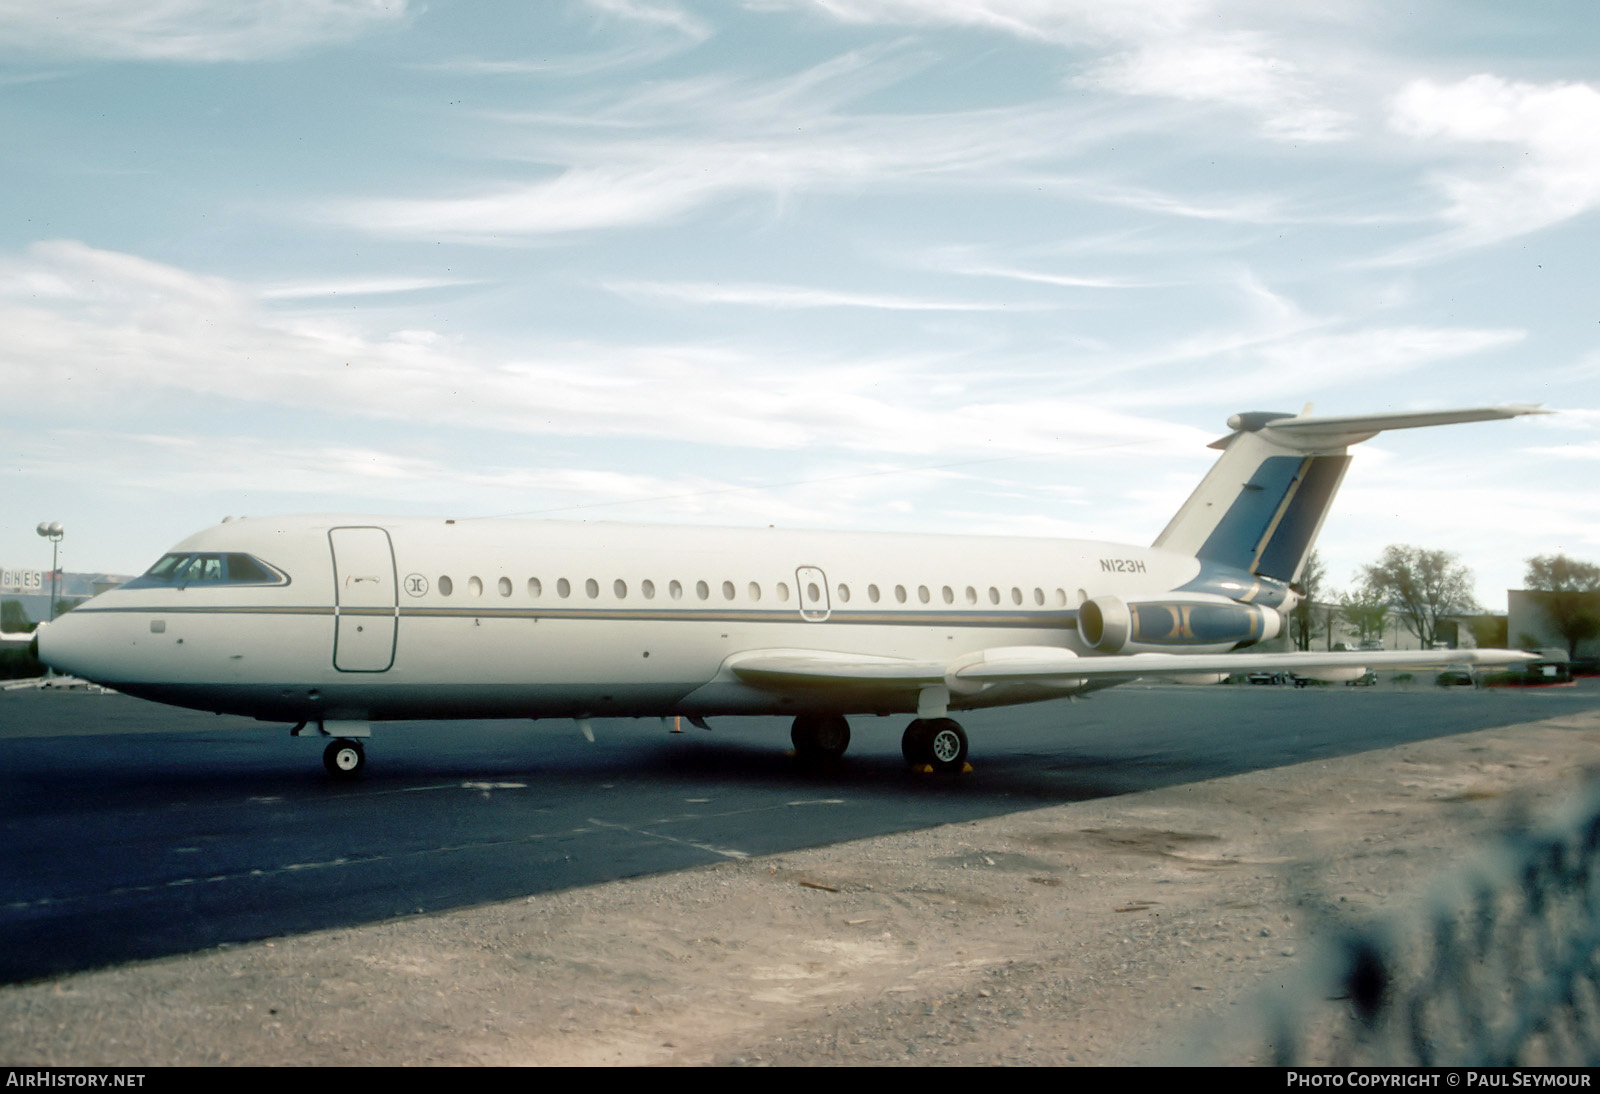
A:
329,526,397,672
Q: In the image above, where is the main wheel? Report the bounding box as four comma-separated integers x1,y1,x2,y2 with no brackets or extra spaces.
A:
902,718,968,773
791,714,851,761
926,719,968,773
323,738,365,778
901,719,933,767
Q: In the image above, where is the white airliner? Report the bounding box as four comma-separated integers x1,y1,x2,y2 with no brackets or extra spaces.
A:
18,404,1541,778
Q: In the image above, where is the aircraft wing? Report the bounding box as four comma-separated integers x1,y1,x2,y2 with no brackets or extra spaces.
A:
727,646,1539,692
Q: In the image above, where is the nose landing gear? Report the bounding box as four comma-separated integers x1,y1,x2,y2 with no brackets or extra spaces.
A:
322,738,366,778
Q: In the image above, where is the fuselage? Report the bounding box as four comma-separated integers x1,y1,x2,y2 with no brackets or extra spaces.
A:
37,515,1287,724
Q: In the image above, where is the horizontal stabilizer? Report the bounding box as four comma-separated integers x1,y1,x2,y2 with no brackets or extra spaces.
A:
1156,403,1547,584
1241,404,1547,451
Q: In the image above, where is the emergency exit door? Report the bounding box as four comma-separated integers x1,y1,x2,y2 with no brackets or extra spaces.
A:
796,566,830,622
330,526,397,671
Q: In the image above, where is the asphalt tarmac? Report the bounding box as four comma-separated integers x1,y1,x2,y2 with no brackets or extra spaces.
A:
4,679,1598,984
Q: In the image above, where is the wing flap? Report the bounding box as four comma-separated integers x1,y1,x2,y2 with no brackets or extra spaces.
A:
727,649,946,689
726,645,1539,693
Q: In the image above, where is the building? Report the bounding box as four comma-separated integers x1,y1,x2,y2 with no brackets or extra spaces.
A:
1507,590,1600,661
1,567,132,627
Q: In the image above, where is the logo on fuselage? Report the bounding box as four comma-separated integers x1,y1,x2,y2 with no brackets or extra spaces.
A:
403,573,429,596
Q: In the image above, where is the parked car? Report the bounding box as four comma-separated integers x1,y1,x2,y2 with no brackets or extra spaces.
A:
1483,661,1574,687
1345,670,1377,687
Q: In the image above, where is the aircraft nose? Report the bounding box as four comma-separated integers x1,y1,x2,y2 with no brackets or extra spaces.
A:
33,616,83,677
32,618,60,670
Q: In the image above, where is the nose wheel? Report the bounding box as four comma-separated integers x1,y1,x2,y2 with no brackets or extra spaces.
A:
902,718,969,773
322,738,366,778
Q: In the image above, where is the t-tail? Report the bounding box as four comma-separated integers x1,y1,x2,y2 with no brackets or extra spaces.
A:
1153,404,1546,586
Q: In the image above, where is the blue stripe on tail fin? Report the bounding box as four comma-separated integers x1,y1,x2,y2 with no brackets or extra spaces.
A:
1193,454,1350,581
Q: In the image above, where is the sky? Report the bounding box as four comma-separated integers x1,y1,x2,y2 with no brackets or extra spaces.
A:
1,0,1597,612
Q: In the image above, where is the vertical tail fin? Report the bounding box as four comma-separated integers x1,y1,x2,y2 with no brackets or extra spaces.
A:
1153,405,1545,585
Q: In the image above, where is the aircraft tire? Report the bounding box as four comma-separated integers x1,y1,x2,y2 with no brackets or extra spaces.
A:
903,718,968,772
791,714,850,761
901,719,933,767
323,738,366,778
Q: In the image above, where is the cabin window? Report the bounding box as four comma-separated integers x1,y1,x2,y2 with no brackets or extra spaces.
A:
722,580,736,601
439,576,454,596
468,576,483,597
894,584,907,604
988,586,1000,605
498,577,512,597
669,580,683,600
807,582,821,603
1055,588,1067,606
1011,587,1022,605
1034,587,1045,606
747,582,761,601
868,584,880,603
528,577,542,598
917,585,930,604
642,579,656,600
777,582,790,602
614,579,627,599
941,585,954,605
1076,588,1087,606
557,578,571,598
696,580,710,601
965,586,977,605
837,584,850,603
585,578,599,599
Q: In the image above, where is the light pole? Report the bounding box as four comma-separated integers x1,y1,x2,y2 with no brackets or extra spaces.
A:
35,522,63,622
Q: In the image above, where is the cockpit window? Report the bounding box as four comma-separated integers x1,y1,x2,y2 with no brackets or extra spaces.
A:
126,552,289,589
183,555,225,583
144,554,190,580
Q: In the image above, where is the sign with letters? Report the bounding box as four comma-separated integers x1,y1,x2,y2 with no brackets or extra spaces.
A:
0,568,45,594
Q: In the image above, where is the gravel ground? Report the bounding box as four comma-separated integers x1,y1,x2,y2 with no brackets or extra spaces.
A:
4,705,1599,1067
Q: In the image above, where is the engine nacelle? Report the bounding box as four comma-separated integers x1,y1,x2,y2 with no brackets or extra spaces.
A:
1077,593,1281,655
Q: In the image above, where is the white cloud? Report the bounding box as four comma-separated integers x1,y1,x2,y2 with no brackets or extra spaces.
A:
256,276,484,300
333,99,1074,240
1080,32,1354,142
604,279,1048,311
785,0,1354,142
0,240,1212,461
585,0,710,41
765,0,1202,44
1389,75,1600,255
0,0,409,62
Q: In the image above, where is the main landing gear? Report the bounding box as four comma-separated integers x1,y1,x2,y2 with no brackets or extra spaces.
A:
790,714,851,764
789,713,971,774
901,718,969,774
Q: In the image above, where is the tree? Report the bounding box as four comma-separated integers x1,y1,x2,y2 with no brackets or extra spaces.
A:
1,599,34,633
1289,551,1326,651
1339,584,1388,645
1359,545,1478,649
1524,554,1600,658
